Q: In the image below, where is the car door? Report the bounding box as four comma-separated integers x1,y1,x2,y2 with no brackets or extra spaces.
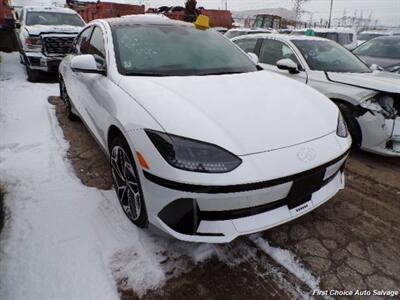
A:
79,25,113,149
257,38,308,83
63,26,93,118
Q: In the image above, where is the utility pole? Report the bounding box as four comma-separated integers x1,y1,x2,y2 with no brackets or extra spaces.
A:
328,0,333,28
225,0,228,10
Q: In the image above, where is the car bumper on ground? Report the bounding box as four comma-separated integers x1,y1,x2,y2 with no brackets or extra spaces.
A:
141,149,349,243
23,51,64,73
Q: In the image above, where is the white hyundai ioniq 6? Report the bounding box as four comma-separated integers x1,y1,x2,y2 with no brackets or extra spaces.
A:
59,15,351,243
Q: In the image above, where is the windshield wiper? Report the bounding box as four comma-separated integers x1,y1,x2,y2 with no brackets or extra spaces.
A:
200,71,245,76
124,71,169,77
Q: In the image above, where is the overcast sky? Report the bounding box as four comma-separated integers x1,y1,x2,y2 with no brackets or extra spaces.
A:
11,0,400,26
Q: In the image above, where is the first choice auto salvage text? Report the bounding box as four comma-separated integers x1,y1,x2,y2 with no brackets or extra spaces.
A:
313,289,399,297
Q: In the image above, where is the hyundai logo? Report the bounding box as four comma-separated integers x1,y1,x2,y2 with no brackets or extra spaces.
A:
297,147,317,162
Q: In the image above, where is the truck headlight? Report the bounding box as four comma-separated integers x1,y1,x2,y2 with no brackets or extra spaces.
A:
25,36,42,51
337,112,348,138
146,130,242,173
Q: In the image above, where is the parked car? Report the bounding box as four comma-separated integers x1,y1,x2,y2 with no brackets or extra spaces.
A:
225,27,273,39
357,30,393,46
59,16,351,243
292,28,358,50
16,6,85,81
233,34,400,156
353,36,400,74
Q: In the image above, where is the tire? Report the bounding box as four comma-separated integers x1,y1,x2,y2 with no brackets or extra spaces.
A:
110,135,148,228
59,77,80,122
336,102,362,148
26,66,40,82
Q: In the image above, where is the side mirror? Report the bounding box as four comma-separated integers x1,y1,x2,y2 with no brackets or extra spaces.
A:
71,55,105,74
247,52,259,65
276,58,299,74
370,64,384,72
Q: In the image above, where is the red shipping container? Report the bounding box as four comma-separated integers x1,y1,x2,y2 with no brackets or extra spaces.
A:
73,2,145,22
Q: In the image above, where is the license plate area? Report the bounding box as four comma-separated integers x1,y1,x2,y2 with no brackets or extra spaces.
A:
287,169,325,209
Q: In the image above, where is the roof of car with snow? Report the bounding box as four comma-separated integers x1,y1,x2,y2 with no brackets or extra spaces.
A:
292,27,356,33
23,6,78,14
369,35,400,41
232,33,329,42
103,14,192,27
360,30,393,35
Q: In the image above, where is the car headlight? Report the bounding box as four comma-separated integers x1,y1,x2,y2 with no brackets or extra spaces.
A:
145,130,242,173
25,36,42,51
337,112,348,138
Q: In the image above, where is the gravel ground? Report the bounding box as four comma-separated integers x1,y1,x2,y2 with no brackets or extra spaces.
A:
49,96,400,299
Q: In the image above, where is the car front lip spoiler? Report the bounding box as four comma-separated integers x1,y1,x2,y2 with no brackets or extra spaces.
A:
143,149,350,194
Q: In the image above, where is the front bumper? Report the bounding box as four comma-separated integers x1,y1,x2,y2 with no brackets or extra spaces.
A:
142,150,348,243
23,51,64,73
358,113,400,157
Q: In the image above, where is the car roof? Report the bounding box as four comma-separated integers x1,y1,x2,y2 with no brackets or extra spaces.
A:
359,30,393,35
293,27,356,34
232,33,328,42
105,14,193,27
368,35,400,41
23,6,77,14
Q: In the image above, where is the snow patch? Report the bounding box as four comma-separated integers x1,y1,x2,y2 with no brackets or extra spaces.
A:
250,234,320,291
0,52,216,299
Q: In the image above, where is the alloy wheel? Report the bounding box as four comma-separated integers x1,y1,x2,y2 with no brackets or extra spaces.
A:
111,146,142,221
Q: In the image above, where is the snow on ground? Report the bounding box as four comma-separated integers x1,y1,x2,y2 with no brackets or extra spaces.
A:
0,52,216,299
249,234,320,292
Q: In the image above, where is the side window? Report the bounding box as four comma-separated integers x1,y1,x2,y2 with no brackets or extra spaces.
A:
88,27,106,66
259,39,300,66
73,27,93,55
234,38,258,53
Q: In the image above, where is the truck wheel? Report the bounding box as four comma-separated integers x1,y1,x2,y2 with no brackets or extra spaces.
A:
26,66,40,82
336,102,362,148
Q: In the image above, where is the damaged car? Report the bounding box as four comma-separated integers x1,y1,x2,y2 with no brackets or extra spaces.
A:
16,6,85,81
232,34,400,156
59,16,351,243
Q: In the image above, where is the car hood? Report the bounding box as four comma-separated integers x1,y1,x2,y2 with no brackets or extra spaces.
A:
119,71,339,155
25,25,82,36
326,71,400,94
358,55,400,69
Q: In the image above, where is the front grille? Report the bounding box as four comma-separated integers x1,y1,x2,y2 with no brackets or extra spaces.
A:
43,36,75,55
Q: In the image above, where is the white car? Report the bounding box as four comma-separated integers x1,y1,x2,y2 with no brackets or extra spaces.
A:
16,6,85,81
357,30,394,46
224,27,273,39
59,16,351,243
233,34,400,157
291,27,358,50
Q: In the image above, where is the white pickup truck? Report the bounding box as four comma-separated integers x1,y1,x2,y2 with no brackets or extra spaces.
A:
16,6,85,81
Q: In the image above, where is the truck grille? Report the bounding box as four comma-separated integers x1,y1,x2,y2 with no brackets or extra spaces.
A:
43,36,75,55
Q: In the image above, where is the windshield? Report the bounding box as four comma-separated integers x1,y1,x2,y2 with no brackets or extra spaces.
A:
354,38,400,59
26,12,85,27
113,25,257,76
293,39,371,73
